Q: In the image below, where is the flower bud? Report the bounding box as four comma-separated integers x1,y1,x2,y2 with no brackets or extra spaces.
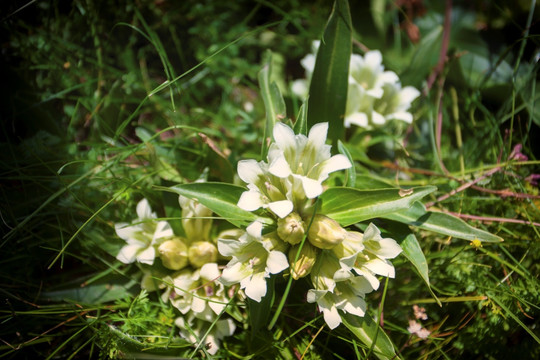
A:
288,242,318,279
277,212,306,245
158,238,188,270
188,241,218,268
307,215,347,250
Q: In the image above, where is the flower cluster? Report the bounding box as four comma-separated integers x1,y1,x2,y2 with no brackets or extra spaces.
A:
219,122,403,329
292,41,420,129
115,197,234,355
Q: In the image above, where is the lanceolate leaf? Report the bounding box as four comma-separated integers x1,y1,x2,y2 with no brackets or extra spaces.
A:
383,202,503,242
307,0,352,146
259,50,286,158
320,186,436,226
341,313,400,360
160,182,273,228
293,101,308,136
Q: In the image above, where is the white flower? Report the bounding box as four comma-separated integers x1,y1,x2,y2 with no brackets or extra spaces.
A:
175,315,236,355
218,221,289,302
164,263,228,322
337,223,402,290
307,251,373,329
115,198,173,265
292,42,419,129
237,122,351,218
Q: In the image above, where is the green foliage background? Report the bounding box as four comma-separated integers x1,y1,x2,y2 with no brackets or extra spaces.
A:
1,0,539,359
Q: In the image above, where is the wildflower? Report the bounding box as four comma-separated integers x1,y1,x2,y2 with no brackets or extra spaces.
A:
218,221,289,302
237,122,351,219
413,304,428,321
307,251,373,329
165,263,228,322
115,198,173,265
407,319,430,339
175,315,236,355
292,42,419,129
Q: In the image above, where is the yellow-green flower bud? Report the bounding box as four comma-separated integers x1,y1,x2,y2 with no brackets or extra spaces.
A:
288,242,318,279
188,241,218,268
307,215,347,250
158,238,188,270
277,212,306,245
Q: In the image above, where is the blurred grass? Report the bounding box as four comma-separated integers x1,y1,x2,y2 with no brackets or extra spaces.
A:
1,0,539,359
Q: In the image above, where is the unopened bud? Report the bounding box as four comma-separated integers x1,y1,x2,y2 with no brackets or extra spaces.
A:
188,241,218,268
288,242,318,279
307,215,347,250
277,212,306,245
158,238,188,270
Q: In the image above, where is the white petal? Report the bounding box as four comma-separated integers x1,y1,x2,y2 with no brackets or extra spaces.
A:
115,223,140,241
364,258,395,278
400,86,420,104
273,122,297,152
376,238,403,259
191,296,206,314
291,79,309,99
379,71,399,84
216,318,236,338
364,50,382,69
136,198,156,220
366,87,384,98
200,263,220,280
318,154,352,180
154,221,174,240
266,250,289,274
298,176,323,199
217,238,240,257
307,289,327,303
243,272,267,302
344,112,369,128
301,53,316,74
371,111,386,125
209,300,226,315
341,295,366,317
237,159,264,184
269,155,292,178
237,190,265,212
221,262,250,285
246,221,263,238
389,111,413,123
308,122,329,149
116,244,141,264
349,276,376,294
268,200,294,218
136,245,155,265
320,297,341,329
204,334,219,355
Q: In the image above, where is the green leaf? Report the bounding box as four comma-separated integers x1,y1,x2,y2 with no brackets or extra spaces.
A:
307,0,352,146
341,313,400,360
399,232,440,306
320,186,436,226
383,202,503,242
259,50,286,158
293,101,308,136
159,182,273,228
338,140,355,187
